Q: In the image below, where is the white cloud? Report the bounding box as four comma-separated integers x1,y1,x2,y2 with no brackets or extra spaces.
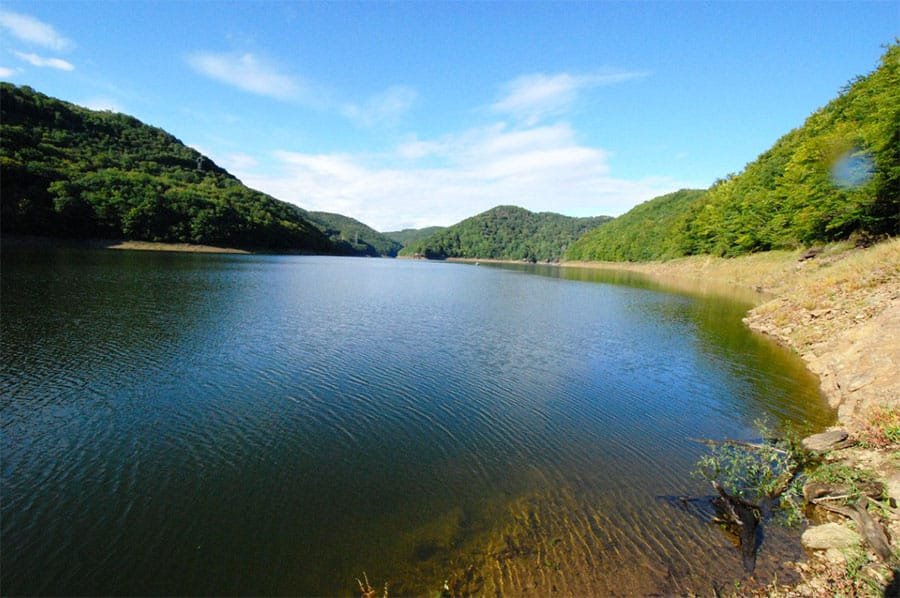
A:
227,121,687,231
187,52,306,101
493,70,646,124
0,65,17,78
342,85,418,127
0,10,72,51
13,51,74,71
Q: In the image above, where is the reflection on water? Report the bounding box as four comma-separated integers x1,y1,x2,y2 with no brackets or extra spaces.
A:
1,248,832,595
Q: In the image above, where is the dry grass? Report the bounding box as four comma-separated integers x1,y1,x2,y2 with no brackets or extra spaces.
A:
565,239,898,301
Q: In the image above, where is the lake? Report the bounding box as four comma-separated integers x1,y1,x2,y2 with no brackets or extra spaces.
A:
0,248,832,595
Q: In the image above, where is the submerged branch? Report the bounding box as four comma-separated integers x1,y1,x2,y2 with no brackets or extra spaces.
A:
711,481,761,573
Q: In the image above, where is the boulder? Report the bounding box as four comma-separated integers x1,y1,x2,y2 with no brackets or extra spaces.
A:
801,522,860,551
802,429,850,452
803,480,886,502
886,472,900,503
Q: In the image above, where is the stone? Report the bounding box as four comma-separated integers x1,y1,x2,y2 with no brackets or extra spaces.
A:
886,472,900,503
802,429,850,452
801,523,861,551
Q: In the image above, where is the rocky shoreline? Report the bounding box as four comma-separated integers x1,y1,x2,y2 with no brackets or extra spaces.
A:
566,239,899,595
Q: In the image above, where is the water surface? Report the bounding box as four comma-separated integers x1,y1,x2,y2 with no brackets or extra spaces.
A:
1,249,832,595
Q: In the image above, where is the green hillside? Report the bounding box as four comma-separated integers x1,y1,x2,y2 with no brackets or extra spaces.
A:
567,43,899,262
0,83,331,252
566,189,707,261
384,226,446,247
400,205,611,262
306,211,402,256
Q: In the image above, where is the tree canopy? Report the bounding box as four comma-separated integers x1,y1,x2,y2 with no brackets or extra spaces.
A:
1,83,331,252
566,189,707,262
568,43,899,262
400,205,611,262
384,226,446,248
305,211,402,257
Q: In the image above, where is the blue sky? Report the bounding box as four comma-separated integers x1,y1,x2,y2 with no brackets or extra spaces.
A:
1,2,896,231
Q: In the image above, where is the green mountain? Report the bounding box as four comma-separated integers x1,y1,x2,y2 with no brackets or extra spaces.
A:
400,205,611,262
306,211,402,257
0,83,331,252
568,43,898,262
566,189,707,262
384,226,446,247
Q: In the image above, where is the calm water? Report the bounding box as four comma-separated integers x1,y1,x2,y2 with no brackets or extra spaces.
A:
1,248,832,595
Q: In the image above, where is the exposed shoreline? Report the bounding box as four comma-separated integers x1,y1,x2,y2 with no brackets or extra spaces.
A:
567,241,900,595
1,235,251,254
563,241,899,433
451,242,899,594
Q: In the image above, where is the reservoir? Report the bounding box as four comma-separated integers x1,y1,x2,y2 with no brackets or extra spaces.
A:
0,248,832,595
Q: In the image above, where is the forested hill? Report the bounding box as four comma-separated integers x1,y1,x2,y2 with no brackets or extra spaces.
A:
566,189,707,262
305,211,402,257
567,43,899,262
399,205,611,262
0,83,332,252
384,226,446,247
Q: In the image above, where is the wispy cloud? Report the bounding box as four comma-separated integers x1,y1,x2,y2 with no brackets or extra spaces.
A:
0,10,72,51
342,85,418,127
0,65,17,78
187,51,307,101
493,70,646,124
188,49,416,125
13,51,74,71
227,121,686,231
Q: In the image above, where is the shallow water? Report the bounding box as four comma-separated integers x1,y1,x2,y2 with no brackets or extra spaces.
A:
0,249,832,595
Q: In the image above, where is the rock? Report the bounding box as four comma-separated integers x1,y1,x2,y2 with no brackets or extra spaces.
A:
886,472,900,502
799,247,823,261
802,429,850,452
801,523,861,550
803,480,886,502
803,481,852,502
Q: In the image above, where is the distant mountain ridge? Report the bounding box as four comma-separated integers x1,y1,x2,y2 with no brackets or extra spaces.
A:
400,205,611,262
